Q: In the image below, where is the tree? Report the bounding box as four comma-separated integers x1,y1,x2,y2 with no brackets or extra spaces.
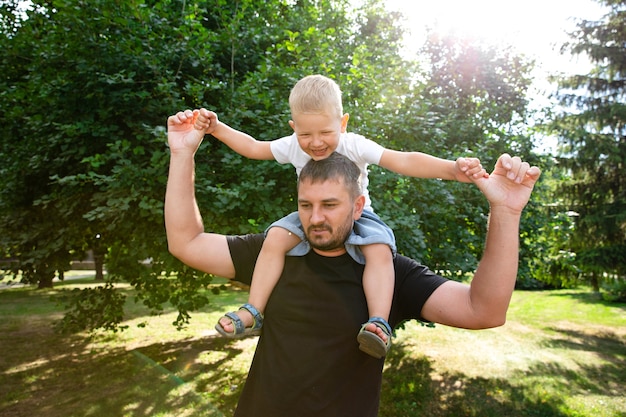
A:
0,0,545,331
546,0,626,293
0,0,419,330
0,0,221,319
370,32,539,275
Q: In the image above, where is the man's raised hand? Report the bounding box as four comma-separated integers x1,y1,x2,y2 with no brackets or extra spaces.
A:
167,109,206,154
474,154,541,214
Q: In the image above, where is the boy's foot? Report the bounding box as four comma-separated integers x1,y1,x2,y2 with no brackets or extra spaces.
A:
357,317,392,359
215,303,263,338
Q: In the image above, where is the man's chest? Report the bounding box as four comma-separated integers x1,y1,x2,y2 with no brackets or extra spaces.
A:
265,255,368,335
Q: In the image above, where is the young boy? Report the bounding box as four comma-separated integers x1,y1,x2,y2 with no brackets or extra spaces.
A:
194,74,486,358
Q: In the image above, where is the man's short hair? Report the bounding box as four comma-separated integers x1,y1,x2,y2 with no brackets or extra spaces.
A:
298,152,362,199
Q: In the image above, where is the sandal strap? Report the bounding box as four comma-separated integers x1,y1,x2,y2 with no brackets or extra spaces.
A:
239,303,264,330
367,316,392,337
224,311,245,335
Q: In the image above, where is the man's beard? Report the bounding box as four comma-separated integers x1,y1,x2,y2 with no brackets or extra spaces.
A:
306,220,353,252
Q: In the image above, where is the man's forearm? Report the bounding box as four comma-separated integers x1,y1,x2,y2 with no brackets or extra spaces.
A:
165,151,204,258
469,205,521,327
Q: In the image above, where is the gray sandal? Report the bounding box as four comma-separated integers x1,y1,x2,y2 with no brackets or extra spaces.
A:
215,303,264,338
357,316,392,359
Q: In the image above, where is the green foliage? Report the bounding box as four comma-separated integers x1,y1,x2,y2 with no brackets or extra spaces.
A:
0,0,543,331
543,0,626,291
601,276,626,302
56,282,128,333
374,32,538,277
0,0,218,325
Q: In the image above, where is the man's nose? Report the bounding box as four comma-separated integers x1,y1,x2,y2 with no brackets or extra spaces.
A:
310,206,325,224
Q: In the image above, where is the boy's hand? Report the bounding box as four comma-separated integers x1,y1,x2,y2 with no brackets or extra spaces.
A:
167,109,206,154
194,108,219,135
455,157,489,183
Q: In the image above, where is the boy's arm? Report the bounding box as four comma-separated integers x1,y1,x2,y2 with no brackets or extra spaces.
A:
378,149,486,183
195,108,275,160
165,109,237,278
420,154,541,329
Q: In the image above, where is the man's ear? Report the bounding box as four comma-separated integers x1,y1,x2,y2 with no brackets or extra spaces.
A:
289,120,295,131
340,113,350,133
353,194,365,220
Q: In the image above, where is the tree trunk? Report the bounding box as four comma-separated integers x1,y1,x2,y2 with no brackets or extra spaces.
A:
590,272,600,293
94,253,105,281
37,269,55,289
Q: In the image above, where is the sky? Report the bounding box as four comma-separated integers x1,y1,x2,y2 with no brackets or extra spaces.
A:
383,0,608,76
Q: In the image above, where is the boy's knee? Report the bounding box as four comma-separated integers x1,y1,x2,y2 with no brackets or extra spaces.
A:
361,243,394,260
265,227,301,251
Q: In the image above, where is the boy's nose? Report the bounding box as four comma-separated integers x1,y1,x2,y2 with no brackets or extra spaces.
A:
311,135,323,146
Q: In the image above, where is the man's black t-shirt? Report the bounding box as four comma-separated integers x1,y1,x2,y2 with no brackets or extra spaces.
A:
227,234,448,417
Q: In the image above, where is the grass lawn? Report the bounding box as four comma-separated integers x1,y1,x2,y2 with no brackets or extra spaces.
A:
0,274,624,417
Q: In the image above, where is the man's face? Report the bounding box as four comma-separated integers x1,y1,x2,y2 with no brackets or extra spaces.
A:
289,112,349,160
297,177,364,256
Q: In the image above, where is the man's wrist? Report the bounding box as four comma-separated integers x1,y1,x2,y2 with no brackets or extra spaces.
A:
169,147,198,159
488,204,523,223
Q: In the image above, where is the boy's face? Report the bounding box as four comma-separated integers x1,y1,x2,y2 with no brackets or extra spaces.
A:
289,112,349,160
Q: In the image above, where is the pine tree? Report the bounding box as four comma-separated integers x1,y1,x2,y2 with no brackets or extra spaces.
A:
549,0,626,292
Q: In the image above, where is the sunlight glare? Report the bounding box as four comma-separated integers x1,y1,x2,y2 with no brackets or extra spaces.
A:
384,0,607,73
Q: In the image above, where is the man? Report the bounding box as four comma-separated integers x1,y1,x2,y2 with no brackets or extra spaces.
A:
165,109,541,417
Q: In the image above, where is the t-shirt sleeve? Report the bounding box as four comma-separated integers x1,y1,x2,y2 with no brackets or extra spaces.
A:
226,234,265,286
356,136,386,165
390,255,449,326
269,135,297,164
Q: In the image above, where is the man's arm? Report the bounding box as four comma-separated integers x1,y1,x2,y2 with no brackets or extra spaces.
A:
420,154,541,329
194,108,275,160
165,109,236,278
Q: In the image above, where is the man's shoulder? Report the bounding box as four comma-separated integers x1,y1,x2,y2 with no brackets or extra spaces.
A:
393,254,423,274
390,255,448,325
393,254,446,286
228,233,265,253
226,233,265,285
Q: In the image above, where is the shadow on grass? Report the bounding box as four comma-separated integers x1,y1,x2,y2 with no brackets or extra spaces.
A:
135,335,253,415
0,323,249,417
540,327,626,393
546,290,626,311
0,283,247,417
3,284,624,417
380,337,625,417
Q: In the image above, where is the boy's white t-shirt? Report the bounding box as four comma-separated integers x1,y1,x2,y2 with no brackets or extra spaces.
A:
269,132,385,211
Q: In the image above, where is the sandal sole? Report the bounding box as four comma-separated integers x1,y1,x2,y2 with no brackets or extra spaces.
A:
357,331,388,359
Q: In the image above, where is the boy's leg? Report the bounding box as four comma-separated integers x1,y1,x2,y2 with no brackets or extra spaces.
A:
357,243,394,358
360,243,394,326
217,226,301,334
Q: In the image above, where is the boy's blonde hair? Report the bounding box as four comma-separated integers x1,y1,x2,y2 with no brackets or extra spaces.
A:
289,74,343,119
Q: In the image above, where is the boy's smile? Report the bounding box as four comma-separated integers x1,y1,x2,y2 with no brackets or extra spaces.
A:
289,112,349,161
